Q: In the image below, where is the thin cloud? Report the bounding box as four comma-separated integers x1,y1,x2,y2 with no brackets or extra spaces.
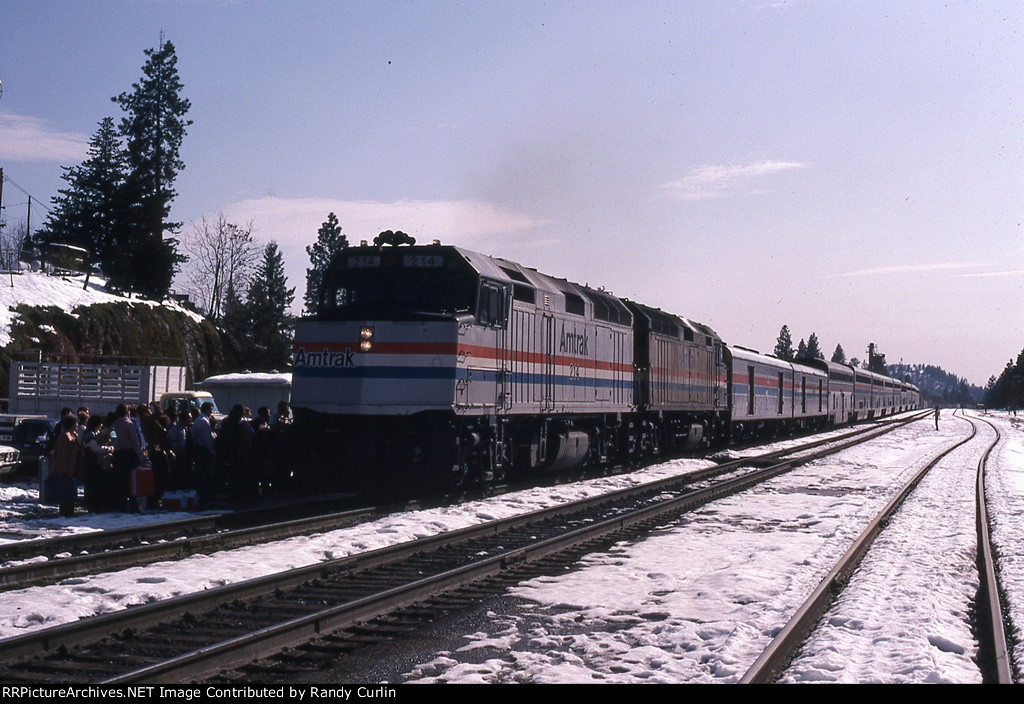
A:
0,111,89,162
823,262,991,279
222,196,548,244
661,160,810,201
954,269,1024,278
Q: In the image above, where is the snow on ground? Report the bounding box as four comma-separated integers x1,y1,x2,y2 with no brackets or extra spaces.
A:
978,410,1024,670
0,481,212,546
0,455,717,640
0,270,204,347
5,411,1007,685
402,415,982,684
780,411,987,683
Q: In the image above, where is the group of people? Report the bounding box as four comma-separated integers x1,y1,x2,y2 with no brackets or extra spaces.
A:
45,399,294,515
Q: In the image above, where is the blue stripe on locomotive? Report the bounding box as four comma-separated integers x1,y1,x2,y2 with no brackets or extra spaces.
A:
295,365,633,390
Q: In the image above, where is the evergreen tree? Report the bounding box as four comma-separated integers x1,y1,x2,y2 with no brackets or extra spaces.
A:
796,338,808,360
112,35,192,298
246,242,295,370
305,212,348,313
805,332,824,360
38,117,127,284
831,343,847,364
220,278,250,360
774,325,794,360
983,349,1024,409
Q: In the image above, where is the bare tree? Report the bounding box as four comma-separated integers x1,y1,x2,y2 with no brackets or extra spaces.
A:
183,213,259,320
0,220,28,273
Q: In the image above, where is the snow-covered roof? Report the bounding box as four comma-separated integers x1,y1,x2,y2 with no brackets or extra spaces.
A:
197,372,292,387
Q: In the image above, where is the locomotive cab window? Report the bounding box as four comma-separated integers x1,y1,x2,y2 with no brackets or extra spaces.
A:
317,251,477,319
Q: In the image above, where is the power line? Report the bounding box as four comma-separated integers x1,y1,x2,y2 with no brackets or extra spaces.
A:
1,172,52,216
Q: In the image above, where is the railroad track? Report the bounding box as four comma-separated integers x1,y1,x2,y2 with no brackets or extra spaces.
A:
0,413,923,593
740,409,1014,684
0,411,927,683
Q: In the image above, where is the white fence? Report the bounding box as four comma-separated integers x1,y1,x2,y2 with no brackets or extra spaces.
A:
9,362,186,417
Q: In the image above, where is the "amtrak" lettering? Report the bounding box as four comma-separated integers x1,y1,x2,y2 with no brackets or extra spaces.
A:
293,346,356,368
559,326,589,356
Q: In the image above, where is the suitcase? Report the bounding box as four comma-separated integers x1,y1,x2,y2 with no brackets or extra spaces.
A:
130,466,155,497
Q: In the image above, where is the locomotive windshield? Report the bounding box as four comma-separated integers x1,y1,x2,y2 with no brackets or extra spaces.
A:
317,251,478,319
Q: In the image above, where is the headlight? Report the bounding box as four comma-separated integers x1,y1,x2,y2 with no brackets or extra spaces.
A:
359,326,374,352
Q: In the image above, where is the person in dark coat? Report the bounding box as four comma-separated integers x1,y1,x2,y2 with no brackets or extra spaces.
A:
251,406,274,495
166,410,189,489
112,403,144,511
138,404,170,500
217,404,254,502
81,415,114,512
49,415,82,517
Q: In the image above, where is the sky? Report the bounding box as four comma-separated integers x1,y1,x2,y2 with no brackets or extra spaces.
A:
0,0,1021,385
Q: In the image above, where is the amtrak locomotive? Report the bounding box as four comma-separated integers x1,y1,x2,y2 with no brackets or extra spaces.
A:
291,242,919,490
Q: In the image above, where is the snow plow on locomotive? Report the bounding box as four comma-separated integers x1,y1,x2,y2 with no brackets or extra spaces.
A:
291,242,919,492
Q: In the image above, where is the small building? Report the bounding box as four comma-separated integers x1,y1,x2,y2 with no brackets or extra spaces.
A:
195,372,291,413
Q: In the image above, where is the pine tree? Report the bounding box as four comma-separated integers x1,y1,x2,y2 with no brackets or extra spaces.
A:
38,117,127,284
796,338,808,360
805,332,824,360
774,325,794,360
831,343,847,364
305,212,348,313
112,35,192,298
220,278,250,360
246,242,295,370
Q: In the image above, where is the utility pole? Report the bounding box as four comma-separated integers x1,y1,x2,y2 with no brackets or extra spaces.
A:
0,167,9,286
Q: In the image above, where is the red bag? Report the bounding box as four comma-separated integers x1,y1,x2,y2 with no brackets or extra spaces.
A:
130,466,155,497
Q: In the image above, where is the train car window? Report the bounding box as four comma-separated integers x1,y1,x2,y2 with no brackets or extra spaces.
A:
683,328,694,342
565,293,586,316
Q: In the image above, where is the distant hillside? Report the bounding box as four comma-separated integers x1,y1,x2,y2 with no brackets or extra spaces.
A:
889,363,982,406
0,271,230,398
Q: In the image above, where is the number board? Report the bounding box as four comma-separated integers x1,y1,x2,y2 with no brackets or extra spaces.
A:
347,255,381,268
403,254,444,268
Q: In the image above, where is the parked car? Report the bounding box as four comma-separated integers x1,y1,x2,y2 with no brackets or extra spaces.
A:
11,418,55,475
0,444,20,476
